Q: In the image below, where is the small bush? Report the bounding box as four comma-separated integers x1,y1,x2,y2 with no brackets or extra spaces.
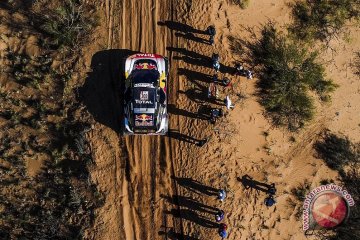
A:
292,181,311,201
354,51,360,76
290,0,360,42
229,0,250,9
314,132,359,171
249,23,337,130
40,0,98,50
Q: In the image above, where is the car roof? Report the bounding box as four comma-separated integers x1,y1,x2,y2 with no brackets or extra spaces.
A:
130,69,159,86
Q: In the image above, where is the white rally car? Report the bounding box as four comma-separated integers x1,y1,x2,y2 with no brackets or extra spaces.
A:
123,53,169,135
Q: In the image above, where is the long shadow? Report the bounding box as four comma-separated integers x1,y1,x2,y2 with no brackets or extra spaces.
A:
168,104,211,120
168,46,235,74
76,49,138,133
175,32,209,44
172,177,218,196
237,174,274,193
165,208,219,229
178,88,224,106
178,68,213,83
158,20,206,34
158,228,200,240
162,194,219,214
167,129,203,145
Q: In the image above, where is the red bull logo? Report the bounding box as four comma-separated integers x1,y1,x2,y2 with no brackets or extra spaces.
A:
135,114,153,121
134,62,157,70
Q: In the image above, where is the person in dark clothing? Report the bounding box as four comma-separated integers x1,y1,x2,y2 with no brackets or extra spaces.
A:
222,77,231,87
218,223,228,239
210,108,223,124
207,25,216,35
215,210,225,222
213,74,219,83
209,34,215,45
207,26,216,45
264,195,276,207
234,63,244,76
212,53,220,72
268,183,276,195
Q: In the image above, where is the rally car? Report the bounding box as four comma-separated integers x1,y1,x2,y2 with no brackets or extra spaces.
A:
123,53,169,135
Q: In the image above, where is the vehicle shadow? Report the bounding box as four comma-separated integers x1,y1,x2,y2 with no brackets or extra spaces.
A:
158,20,206,34
76,49,138,133
172,176,218,196
237,174,275,193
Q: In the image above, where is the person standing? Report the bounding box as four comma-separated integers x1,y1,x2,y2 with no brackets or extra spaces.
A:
207,25,216,45
215,210,225,222
264,195,276,207
218,189,226,202
224,96,235,110
210,108,223,124
218,223,228,239
212,53,220,72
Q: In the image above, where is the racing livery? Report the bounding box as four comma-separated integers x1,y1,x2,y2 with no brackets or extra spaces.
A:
123,53,169,135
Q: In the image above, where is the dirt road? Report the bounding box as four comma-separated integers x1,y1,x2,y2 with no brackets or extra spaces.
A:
82,0,189,239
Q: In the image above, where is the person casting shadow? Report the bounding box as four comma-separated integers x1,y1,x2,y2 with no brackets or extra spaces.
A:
162,194,219,214
172,176,218,196
164,209,219,229
238,174,276,194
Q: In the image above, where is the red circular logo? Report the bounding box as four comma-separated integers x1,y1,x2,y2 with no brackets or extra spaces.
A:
311,191,349,229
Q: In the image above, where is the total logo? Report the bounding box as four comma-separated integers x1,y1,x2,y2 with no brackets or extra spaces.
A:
135,99,153,104
136,53,155,57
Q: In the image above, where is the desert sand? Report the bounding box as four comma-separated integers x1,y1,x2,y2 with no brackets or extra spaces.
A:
80,0,360,239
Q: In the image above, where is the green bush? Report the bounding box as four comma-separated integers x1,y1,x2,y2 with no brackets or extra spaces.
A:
40,0,98,50
354,51,360,76
315,137,359,240
314,132,359,170
249,24,337,130
290,0,360,42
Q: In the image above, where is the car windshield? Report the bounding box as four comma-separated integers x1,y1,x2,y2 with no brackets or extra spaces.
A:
130,69,159,86
132,87,156,109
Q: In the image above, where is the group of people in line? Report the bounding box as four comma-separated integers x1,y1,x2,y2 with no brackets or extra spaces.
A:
216,189,228,239
205,25,253,126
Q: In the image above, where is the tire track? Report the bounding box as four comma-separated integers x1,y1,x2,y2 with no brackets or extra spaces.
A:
99,0,185,239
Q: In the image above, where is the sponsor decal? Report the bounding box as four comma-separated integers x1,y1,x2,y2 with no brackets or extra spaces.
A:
135,121,153,126
134,62,157,70
135,53,155,57
303,184,354,232
134,83,153,88
135,114,153,121
135,99,153,104
140,91,149,100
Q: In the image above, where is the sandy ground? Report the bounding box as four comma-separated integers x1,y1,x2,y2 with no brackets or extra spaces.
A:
4,0,358,239
81,0,360,239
